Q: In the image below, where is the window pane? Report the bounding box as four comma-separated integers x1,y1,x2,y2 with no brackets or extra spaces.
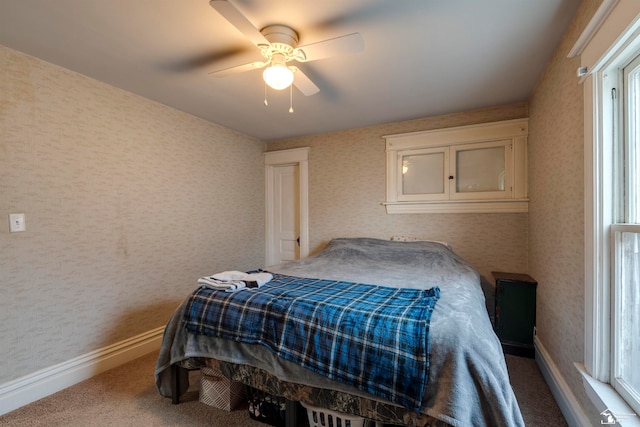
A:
402,153,444,195
615,231,640,396
628,62,640,223
456,146,505,193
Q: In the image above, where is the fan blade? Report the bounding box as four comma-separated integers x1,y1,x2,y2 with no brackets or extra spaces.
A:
291,67,320,96
209,0,270,48
296,33,364,63
209,60,268,77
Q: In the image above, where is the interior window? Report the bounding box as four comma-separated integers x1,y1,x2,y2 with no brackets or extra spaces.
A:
455,146,505,193
402,151,445,195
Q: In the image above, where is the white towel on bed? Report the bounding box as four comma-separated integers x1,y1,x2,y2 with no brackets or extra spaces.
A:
197,277,246,291
211,270,249,282
198,271,273,292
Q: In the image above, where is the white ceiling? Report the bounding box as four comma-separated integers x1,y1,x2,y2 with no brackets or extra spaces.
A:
0,0,581,141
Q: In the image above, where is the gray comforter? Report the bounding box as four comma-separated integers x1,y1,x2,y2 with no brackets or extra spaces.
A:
155,237,524,427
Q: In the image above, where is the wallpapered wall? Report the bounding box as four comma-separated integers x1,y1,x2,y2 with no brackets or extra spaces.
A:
0,45,265,385
266,103,529,283
528,0,603,422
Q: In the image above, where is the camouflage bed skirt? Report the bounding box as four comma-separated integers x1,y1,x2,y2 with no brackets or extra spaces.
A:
177,357,449,427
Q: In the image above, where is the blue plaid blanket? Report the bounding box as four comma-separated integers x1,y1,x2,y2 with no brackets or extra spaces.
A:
183,273,440,411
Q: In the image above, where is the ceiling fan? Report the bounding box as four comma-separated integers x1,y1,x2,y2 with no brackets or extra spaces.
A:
208,0,365,104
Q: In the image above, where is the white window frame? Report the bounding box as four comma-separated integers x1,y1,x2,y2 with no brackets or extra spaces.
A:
606,54,640,416
575,0,640,424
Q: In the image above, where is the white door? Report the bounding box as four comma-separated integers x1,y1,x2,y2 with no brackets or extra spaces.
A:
264,148,309,266
273,164,300,263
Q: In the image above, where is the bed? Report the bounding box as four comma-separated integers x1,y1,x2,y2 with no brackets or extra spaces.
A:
155,237,524,427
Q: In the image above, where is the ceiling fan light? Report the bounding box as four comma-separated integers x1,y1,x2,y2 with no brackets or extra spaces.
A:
263,63,294,90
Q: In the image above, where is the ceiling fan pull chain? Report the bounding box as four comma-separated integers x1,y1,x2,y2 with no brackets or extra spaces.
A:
264,81,268,106
289,85,294,113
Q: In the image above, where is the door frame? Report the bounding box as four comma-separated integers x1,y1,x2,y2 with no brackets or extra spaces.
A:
264,147,310,265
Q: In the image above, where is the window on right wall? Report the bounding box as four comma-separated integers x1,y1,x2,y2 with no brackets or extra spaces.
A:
609,53,640,416
577,2,640,422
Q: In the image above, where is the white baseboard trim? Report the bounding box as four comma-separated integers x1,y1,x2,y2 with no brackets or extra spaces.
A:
0,326,164,416
534,336,592,427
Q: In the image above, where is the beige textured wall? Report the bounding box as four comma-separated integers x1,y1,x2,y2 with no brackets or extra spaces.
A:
267,104,529,282
528,0,603,421
0,45,265,384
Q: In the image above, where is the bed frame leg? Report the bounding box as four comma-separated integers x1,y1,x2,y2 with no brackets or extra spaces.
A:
285,399,297,427
171,364,186,405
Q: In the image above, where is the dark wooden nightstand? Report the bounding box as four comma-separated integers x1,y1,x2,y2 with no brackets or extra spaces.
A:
492,271,537,358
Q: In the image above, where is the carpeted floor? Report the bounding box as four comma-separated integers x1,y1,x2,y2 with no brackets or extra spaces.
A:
505,354,567,426
0,352,566,426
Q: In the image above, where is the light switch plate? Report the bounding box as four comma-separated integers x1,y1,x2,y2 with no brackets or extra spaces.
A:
9,213,26,232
